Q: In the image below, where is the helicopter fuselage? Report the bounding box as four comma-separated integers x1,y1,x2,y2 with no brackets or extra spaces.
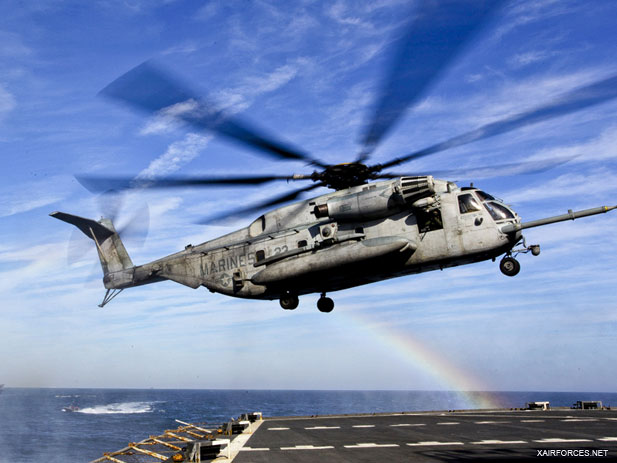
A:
104,177,519,301
52,174,615,310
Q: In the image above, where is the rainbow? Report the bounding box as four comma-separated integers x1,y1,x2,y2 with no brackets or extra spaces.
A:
342,311,500,409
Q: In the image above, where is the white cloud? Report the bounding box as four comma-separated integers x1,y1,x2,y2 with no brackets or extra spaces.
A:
139,99,200,135
509,50,552,67
0,83,16,118
0,242,68,293
160,41,199,56
492,0,574,42
0,175,75,218
137,133,211,179
213,60,305,114
0,31,32,57
327,0,375,28
194,2,220,21
525,125,617,163
502,171,617,204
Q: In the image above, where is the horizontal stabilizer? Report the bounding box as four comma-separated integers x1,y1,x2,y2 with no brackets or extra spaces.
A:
50,211,114,242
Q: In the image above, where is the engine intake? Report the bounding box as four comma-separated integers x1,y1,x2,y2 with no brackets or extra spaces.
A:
396,176,435,204
312,176,435,221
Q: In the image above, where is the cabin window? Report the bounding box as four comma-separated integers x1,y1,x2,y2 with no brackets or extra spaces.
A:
458,194,481,214
416,208,443,232
255,250,265,262
248,215,266,237
297,240,307,248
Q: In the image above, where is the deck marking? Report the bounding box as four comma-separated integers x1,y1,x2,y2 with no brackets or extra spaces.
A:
304,426,340,430
239,447,270,451
520,419,545,423
268,427,289,431
390,423,425,427
534,438,593,443
474,421,510,424
472,440,527,445
562,418,598,422
344,443,400,448
407,441,464,446
229,419,263,460
280,445,334,450
597,437,617,441
437,422,460,425
352,425,375,428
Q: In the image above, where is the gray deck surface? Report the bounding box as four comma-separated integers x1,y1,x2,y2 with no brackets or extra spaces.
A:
233,409,617,462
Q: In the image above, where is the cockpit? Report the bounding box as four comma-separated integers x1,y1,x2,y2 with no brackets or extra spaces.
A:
458,189,516,222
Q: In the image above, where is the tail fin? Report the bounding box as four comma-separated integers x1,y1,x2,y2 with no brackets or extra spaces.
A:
50,211,133,274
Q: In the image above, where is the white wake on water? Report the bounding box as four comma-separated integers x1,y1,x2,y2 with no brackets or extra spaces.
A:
76,401,158,414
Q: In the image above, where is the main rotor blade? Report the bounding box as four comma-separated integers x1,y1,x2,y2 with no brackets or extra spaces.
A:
376,155,576,181
358,0,505,161
76,174,310,193
378,73,617,171
197,183,322,224
101,62,327,167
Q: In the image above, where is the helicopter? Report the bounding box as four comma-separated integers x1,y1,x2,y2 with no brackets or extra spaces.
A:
51,1,617,312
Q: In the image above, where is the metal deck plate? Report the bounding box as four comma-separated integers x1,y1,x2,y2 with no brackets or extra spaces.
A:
232,409,617,462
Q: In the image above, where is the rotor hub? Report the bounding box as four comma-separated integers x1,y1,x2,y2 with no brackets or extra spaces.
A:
316,162,373,190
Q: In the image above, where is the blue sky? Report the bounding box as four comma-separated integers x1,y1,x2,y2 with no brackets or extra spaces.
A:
1,0,617,395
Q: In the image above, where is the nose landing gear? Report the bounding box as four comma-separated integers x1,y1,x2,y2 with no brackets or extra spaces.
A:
317,293,334,313
499,240,541,277
500,256,520,277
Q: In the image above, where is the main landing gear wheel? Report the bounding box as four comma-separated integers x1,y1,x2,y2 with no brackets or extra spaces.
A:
500,256,520,277
280,293,299,310
317,294,334,313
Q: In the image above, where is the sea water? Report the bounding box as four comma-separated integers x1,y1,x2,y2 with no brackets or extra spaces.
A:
0,388,615,462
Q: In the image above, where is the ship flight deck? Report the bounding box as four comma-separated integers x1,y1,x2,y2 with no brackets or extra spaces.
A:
92,408,617,462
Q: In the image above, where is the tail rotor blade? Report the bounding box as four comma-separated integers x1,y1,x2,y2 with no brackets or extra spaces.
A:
67,228,93,265
95,189,123,223
117,203,150,248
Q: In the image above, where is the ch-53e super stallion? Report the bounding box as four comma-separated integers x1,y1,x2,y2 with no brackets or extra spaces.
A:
51,2,617,312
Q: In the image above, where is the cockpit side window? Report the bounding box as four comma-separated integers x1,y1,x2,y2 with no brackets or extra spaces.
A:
458,194,481,214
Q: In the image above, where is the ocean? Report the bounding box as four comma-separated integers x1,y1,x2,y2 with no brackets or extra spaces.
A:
0,388,615,462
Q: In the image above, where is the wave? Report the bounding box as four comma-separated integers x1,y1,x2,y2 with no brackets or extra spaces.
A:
76,401,158,415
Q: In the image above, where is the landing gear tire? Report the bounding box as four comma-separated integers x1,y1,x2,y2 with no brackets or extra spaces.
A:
317,295,334,313
500,257,520,277
280,293,299,310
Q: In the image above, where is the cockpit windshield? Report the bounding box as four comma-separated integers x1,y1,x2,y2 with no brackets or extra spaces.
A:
484,201,515,221
475,190,495,202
